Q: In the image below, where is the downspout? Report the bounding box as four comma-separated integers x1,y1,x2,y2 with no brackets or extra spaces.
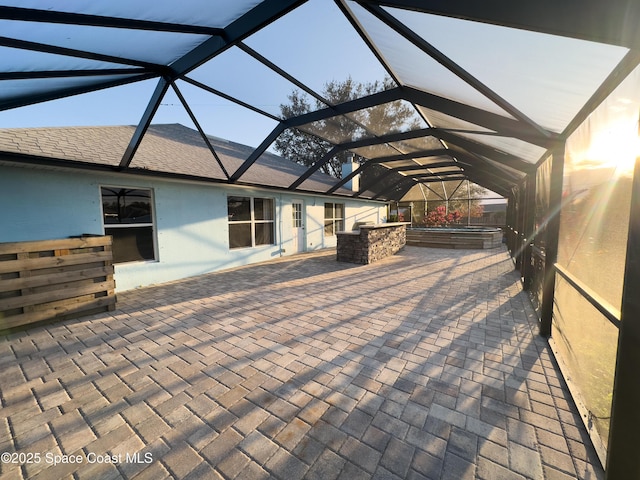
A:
442,180,449,215
467,180,471,226
279,194,284,257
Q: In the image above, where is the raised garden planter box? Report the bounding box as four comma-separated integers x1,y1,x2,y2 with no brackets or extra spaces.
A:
406,227,503,249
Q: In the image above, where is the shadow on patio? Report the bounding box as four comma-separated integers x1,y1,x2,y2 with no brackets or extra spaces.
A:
0,246,603,480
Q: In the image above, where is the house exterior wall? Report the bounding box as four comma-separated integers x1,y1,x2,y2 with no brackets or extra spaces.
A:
0,164,386,291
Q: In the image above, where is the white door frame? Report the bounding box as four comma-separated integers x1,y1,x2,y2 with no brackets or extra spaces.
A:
291,200,305,253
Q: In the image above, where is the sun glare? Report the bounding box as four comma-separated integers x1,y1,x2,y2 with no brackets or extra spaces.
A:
582,116,640,178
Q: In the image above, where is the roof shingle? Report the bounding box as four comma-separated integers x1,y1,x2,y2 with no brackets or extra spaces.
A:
0,123,368,198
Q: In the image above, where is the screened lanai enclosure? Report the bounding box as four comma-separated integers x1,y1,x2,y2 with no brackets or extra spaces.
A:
390,180,507,227
1,1,640,478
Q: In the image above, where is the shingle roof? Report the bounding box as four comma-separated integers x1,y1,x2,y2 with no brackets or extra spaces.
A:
0,123,365,198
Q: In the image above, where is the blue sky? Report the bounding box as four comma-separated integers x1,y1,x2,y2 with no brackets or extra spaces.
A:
2,0,632,204
0,0,390,149
1,0,627,153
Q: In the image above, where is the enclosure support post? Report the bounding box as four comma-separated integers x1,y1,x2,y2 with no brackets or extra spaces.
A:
514,184,526,272
522,173,537,290
605,154,640,480
506,190,516,254
539,141,565,337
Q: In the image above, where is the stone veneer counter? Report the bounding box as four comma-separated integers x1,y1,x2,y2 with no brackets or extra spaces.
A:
336,222,409,264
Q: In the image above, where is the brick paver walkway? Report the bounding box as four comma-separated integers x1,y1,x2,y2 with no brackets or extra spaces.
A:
0,246,603,479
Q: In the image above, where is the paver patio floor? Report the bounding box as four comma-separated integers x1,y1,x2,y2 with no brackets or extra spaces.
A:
0,246,603,480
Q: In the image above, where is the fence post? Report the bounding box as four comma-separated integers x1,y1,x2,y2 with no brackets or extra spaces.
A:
539,141,565,337
522,173,537,290
605,154,640,479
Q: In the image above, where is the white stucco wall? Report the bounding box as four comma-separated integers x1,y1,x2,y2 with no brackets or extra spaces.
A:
0,164,387,291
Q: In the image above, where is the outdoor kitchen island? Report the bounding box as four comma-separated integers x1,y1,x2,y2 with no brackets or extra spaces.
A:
336,222,409,264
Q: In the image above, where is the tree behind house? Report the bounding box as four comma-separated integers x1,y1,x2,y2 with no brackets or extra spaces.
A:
275,77,421,192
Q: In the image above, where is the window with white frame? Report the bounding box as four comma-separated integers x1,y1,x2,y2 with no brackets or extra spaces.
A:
227,196,275,249
292,203,303,228
324,202,344,236
101,187,156,263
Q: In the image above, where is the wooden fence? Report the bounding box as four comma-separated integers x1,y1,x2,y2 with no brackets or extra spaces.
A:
0,236,115,332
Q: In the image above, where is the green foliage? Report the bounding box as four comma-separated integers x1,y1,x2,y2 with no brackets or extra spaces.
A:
275,76,421,180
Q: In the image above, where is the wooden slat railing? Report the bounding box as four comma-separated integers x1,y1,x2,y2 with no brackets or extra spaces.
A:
0,236,115,332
